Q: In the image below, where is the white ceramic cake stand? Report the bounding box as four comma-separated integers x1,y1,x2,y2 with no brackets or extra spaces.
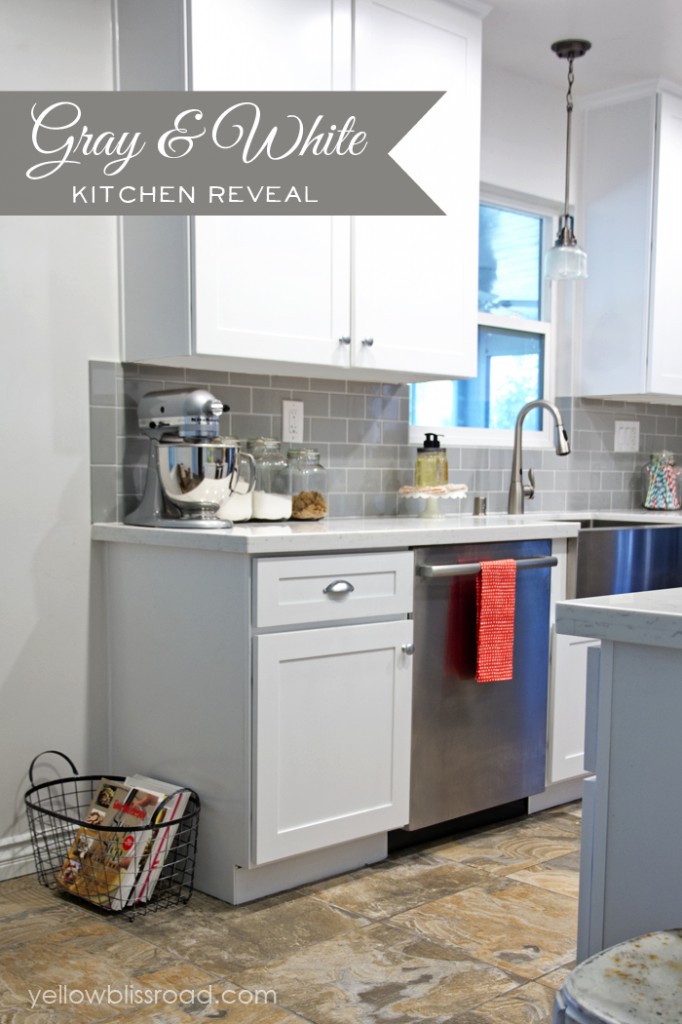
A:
398,485,468,518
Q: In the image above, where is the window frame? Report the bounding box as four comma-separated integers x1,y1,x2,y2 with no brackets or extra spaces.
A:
409,188,561,450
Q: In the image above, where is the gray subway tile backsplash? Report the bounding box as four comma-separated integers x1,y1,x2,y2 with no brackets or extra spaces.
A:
88,361,117,408
310,417,348,444
90,466,117,524
382,420,409,446
329,393,365,420
89,406,117,466
89,360,682,523
347,419,381,445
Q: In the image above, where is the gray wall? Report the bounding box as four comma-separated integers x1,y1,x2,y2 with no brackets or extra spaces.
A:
91,361,682,521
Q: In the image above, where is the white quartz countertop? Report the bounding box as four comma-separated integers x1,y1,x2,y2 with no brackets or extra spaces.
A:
92,509,682,555
556,588,682,648
92,513,583,554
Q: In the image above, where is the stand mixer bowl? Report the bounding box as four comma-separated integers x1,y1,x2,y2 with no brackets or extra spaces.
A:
158,442,240,518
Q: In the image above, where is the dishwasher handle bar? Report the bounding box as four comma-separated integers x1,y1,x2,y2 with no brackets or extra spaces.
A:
416,555,558,578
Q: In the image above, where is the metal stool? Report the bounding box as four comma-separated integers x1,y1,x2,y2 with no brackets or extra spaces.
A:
553,930,682,1024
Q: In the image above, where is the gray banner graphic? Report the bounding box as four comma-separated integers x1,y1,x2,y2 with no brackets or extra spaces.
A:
0,91,445,215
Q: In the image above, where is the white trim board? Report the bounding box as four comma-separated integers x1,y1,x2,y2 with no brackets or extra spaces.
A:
0,832,36,881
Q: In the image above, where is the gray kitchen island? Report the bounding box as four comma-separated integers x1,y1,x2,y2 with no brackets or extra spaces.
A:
556,587,682,961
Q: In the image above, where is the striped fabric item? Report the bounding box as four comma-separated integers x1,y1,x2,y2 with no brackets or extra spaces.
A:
475,559,517,683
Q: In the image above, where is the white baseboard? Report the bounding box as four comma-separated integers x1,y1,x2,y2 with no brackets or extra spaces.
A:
0,832,36,881
528,776,586,813
229,833,387,905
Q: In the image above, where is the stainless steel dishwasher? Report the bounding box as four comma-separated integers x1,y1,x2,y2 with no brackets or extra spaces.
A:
406,539,555,831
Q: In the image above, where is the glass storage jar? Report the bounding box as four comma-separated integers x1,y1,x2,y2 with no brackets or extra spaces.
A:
641,451,682,510
249,438,292,520
288,448,328,520
217,436,254,522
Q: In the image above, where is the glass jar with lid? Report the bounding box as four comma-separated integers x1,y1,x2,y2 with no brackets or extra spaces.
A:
641,451,682,510
217,436,255,522
288,448,328,520
249,437,292,520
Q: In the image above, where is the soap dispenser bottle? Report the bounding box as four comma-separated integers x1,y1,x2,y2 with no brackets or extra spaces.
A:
415,433,449,487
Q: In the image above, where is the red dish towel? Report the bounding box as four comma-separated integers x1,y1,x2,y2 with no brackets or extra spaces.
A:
475,560,517,683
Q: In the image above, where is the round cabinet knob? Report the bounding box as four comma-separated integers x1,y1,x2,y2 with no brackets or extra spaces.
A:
361,337,374,347
338,336,351,345
401,642,415,656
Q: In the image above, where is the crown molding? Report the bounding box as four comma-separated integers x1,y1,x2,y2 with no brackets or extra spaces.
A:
579,77,682,110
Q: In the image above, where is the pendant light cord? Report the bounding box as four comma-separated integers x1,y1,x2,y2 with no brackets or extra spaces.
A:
563,56,574,227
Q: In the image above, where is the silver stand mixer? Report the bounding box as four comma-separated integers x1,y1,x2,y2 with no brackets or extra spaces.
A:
125,388,254,529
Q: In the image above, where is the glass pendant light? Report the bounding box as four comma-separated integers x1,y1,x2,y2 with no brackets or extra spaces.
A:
545,39,591,280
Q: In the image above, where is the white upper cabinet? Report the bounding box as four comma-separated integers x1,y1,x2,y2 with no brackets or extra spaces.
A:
351,0,480,379
580,90,682,401
115,0,484,382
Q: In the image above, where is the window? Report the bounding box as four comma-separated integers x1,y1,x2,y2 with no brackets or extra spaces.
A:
410,194,556,447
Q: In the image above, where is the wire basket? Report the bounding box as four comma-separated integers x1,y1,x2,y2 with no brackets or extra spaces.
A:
24,751,200,918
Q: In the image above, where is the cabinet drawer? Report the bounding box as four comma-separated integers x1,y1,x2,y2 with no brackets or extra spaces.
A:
254,551,413,628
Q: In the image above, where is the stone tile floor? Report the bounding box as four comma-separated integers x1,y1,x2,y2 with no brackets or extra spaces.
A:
0,803,581,1023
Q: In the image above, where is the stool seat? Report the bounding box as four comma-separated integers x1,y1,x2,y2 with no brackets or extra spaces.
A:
554,930,682,1024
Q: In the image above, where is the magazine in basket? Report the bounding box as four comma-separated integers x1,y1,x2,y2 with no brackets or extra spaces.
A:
57,777,169,910
126,774,190,906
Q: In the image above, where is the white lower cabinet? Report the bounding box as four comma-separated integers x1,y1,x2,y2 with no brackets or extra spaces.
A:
103,540,413,903
548,631,600,783
253,620,413,864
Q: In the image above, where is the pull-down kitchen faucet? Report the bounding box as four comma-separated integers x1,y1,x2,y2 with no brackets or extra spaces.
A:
507,399,571,513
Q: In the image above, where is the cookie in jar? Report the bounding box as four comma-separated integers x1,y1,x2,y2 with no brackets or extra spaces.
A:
287,448,328,520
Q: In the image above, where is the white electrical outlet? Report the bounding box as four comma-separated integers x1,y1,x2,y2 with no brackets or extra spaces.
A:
614,420,640,453
282,400,304,443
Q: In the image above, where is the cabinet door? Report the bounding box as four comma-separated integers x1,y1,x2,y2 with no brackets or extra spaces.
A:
581,90,682,399
648,92,682,395
352,0,480,378
191,0,352,368
253,620,413,864
580,95,655,398
548,630,599,783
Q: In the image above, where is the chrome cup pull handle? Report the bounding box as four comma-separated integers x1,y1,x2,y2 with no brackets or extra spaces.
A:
323,579,355,595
